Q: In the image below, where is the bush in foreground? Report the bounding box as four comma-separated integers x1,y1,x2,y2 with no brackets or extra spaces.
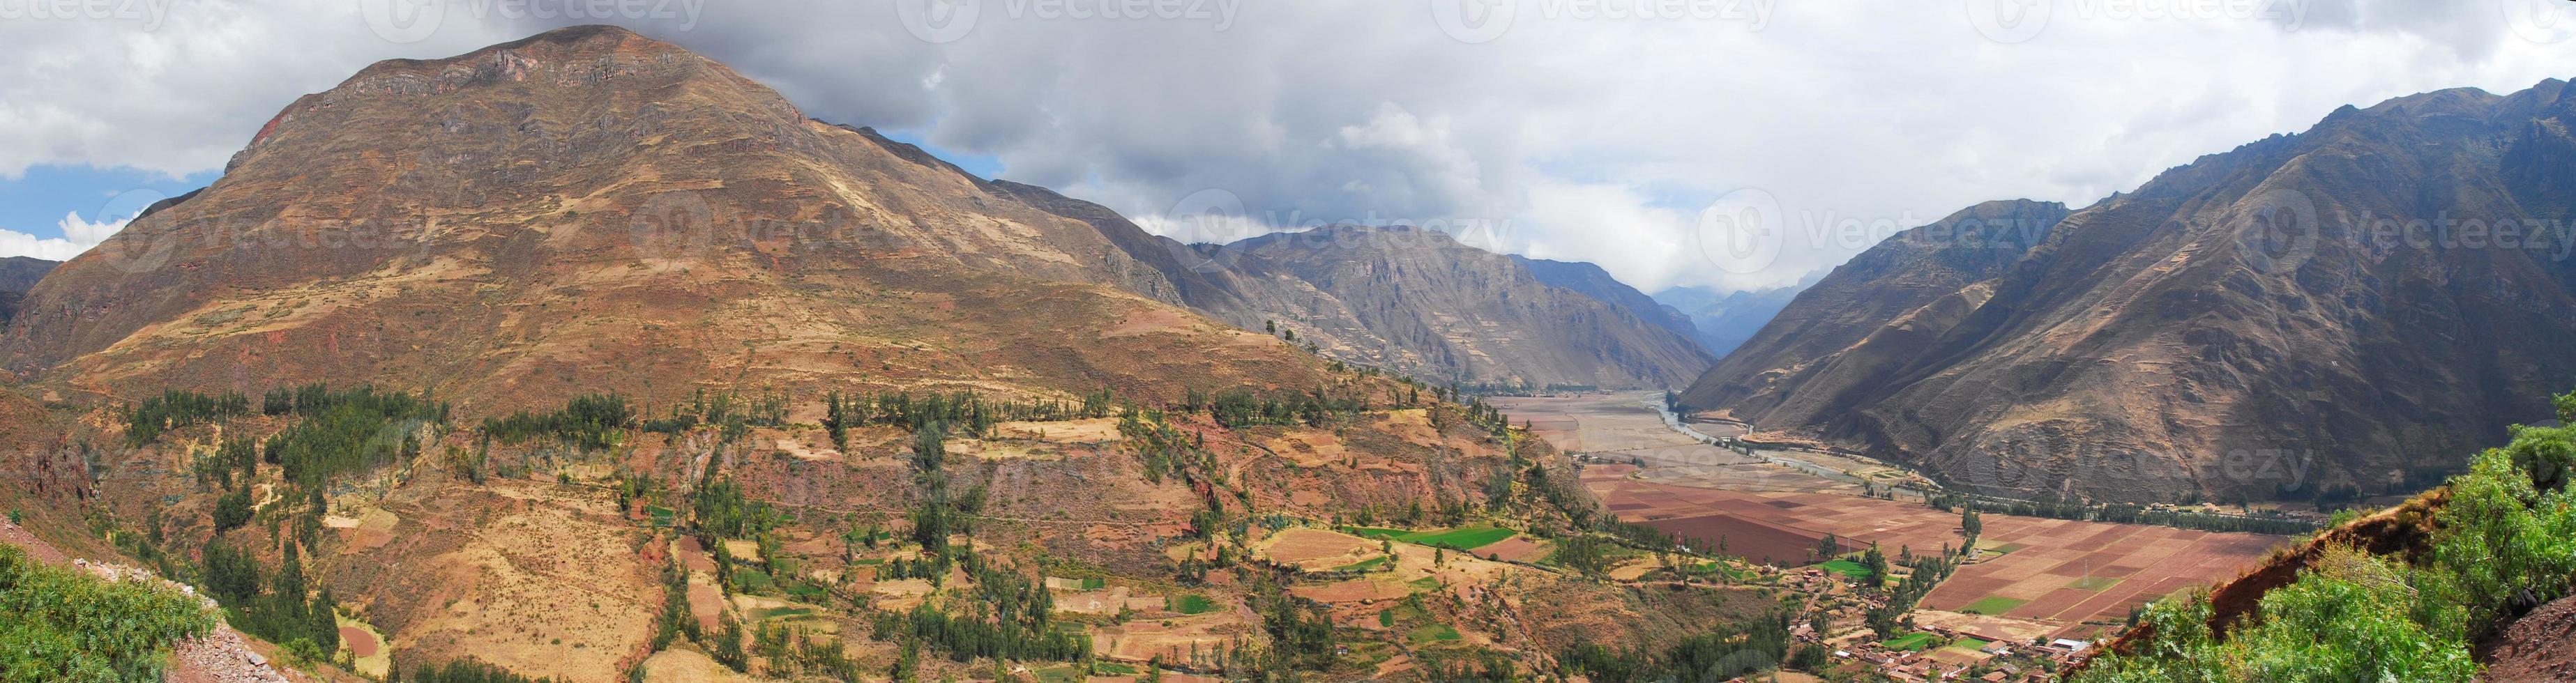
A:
0,544,218,682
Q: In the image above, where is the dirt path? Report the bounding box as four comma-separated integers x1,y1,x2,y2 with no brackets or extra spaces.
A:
0,518,294,683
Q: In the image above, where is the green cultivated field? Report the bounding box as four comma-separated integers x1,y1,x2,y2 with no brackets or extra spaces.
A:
1411,623,1463,643
1342,525,1517,549
1335,555,1391,572
1960,596,2028,615
1882,632,1939,651
1814,558,1872,578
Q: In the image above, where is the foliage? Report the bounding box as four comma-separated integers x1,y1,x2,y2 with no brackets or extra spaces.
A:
0,543,217,682
264,385,445,488
1927,491,2315,535
123,389,252,446
388,656,559,683
1559,610,1796,682
2080,397,2576,682
202,541,340,661
211,488,254,532
868,551,1089,663
824,388,1106,440
479,392,632,451
1187,386,1370,429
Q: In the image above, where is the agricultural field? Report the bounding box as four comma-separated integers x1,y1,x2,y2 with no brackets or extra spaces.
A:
1498,392,2287,640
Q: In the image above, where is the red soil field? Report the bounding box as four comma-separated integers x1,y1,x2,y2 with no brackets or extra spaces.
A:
340,626,379,657
1646,513,1857,567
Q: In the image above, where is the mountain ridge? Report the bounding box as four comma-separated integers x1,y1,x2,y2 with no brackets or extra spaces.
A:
1684,79,2576,503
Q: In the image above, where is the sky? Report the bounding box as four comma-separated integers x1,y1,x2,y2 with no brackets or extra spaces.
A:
3,1,2573,293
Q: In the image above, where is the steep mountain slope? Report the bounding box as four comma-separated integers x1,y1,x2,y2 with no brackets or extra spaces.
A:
1685,81,2576,503
1684,199,2072,427
1654,282,1810,358
0,25,1315,411
1228,227,1714,388
0,256,54,323
0,28,1794,681
993,182,1716,388
1512,255,1704,349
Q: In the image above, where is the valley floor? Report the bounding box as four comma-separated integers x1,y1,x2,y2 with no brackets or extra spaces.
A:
1491,392,2285,646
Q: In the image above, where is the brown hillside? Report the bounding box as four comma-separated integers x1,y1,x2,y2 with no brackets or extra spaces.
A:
0,25,1334,413
1687,81,2576,503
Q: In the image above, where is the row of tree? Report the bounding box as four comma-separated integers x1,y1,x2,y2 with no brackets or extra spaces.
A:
1927,492,2316,535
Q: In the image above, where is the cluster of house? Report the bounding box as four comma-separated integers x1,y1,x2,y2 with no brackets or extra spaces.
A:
1805,619,2097,683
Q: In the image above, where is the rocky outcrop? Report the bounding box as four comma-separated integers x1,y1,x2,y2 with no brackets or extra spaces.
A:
1685,79,2576,503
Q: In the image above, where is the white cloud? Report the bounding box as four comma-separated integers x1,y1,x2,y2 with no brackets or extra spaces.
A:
3,0,2573,291
0,210,132,261
57,210,128,245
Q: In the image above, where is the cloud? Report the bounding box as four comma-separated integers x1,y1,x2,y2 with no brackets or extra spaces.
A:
57,209,129,245
0,210,133,261
4,1,2573,291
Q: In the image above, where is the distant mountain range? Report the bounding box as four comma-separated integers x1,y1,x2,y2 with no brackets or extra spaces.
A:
999,182,1714,389
1685,80,2576,503
1653,281,1812,358
0,256,54,324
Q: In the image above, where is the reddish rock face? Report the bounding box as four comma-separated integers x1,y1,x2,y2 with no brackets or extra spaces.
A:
1686,80,2576,503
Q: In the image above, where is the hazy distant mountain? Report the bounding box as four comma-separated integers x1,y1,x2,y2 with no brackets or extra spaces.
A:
999,181,1717,389
1653,282,1812,358
1685,80,2576,503
0,256,55,323
1512,255,1703,348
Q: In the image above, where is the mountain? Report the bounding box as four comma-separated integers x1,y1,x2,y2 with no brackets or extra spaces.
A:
0,25,1321,410
994,181,1716,389
1684,81,2576,504
0,27,1773,680
1653,282,1811,358
0,256,54,323
1512,255,1704,348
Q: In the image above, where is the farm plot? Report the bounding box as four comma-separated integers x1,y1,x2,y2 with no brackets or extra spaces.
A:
1499,392,2283,631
